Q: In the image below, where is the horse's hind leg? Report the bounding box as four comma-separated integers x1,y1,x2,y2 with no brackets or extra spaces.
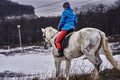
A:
95,50,102,72
83,49,100,80
91,50,102,80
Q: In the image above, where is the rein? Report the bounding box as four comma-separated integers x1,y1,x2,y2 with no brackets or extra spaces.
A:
43,31,58,49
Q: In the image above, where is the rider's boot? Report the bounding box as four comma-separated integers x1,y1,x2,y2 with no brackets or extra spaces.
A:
57,49,64,57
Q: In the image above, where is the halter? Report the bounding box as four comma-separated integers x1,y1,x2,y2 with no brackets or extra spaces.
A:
43,30,58,49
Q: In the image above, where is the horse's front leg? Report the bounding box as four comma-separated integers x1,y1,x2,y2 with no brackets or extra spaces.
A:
55,58,62,80
65,60,71,80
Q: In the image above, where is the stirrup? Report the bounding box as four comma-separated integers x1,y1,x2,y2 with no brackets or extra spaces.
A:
55,49,64,57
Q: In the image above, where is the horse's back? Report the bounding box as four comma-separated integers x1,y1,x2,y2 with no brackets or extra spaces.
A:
78,28,102,39
68,27,102,49
79,27,100,34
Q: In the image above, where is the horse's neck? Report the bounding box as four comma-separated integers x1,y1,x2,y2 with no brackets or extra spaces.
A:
47,29,57,40
50,30,57,37
48,32,57,49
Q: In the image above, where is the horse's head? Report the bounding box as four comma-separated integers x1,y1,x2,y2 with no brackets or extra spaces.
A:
41,27,58,49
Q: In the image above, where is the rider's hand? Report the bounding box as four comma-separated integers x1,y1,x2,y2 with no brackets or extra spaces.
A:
58,28,61,31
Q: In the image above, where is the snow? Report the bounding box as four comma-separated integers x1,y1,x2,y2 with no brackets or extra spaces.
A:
110,42,120,50
0,46,54,74
0,42,120,79
0,54,54,74
0,53,120,78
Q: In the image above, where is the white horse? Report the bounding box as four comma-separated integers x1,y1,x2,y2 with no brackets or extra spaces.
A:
41,27,120,80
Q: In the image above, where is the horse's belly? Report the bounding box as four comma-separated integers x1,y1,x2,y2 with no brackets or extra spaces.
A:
64,49,83,59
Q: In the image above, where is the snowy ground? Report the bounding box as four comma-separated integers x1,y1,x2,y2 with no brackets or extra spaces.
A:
0,42,120,79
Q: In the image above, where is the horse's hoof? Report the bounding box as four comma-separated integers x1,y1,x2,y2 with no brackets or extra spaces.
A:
94,76,100,80
55,77,60,80
91,72,99,80
91,76,99,80
117,65,120,70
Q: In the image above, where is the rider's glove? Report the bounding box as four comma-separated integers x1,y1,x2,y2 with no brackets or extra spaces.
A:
58,28,61,31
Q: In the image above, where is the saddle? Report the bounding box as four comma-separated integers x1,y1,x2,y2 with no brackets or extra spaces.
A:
62,32,73,49
55,29,74,50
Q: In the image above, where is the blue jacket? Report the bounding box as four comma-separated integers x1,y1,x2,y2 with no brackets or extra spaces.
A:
58,8,78,31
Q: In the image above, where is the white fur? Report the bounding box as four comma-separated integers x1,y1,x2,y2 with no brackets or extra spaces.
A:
41,27,120,80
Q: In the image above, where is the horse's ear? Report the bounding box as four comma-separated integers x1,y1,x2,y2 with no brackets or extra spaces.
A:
41,28,45,32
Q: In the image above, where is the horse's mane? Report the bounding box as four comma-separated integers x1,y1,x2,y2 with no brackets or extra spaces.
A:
46,26,58,33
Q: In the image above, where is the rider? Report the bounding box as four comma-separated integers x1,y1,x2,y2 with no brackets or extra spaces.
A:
55,2,78,57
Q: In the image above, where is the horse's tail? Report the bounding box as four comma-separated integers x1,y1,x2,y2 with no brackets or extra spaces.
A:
99,31,120,70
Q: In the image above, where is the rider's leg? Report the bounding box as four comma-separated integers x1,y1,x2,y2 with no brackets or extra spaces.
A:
55,30,68,56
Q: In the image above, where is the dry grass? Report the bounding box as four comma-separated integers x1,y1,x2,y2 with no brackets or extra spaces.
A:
31,68,120,80
1,68,120,80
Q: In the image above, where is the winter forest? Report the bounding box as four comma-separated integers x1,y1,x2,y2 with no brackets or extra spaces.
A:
0,0,120,47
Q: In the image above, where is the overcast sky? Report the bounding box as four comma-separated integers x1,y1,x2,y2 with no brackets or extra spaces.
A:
11,0,117,17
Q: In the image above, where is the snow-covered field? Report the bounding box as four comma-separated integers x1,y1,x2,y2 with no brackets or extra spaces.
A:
0,42,120,79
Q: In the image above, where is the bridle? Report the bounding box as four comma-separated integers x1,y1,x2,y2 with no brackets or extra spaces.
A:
43,30,58,49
